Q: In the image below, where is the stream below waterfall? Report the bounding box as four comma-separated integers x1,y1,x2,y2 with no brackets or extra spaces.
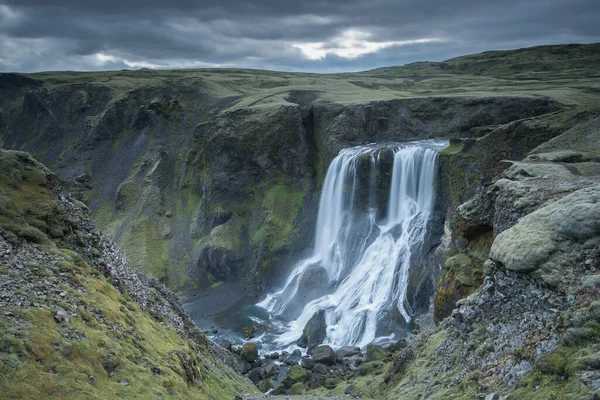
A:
183,139,448,354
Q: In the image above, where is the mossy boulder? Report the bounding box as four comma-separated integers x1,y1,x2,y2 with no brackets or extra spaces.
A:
241,342,259,363
490,185,600,273
311,345,336,365
290,381,306,394
366,344,387,362
283,364,310,388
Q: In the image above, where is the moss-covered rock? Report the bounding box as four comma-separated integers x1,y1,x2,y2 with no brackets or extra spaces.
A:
366,344,387,362
283,365,310,388
311,345,336,365
490,185,600,274
299,310,327,353
240,342,258,363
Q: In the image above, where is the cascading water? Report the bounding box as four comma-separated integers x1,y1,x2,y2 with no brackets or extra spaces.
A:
257,139,448,349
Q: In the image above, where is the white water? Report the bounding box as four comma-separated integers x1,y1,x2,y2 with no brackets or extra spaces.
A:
258,140,447,349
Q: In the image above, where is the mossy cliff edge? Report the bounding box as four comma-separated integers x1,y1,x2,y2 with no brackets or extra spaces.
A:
0,149,256,399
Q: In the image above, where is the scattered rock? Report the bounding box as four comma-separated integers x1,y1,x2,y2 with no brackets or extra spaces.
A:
53,308,69,324
311,345,336,365
264,362,280,377
301,356,314,369
248,367,266,385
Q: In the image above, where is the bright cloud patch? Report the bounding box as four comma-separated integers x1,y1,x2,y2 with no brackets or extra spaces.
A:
293,30,444,60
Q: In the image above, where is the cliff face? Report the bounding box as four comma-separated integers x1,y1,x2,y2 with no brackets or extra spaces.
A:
1,43,600,399
0,67,561,296
0,149,256,399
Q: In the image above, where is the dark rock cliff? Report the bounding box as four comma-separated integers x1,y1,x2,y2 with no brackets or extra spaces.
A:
0,70,560,299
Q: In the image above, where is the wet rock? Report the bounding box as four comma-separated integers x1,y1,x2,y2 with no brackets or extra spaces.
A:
264,362,280,377
336,345,361,361
301,356,314,369
312,345,336,365
296,266,329,304
283,353,301,366
299,310,327,353
248,367,266,385
217,339,232,351
241,342,258,363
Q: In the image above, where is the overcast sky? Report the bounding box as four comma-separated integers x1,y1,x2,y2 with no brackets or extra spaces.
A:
1,0,599,73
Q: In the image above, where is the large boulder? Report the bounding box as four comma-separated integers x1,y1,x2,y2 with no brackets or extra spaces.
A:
490,185,600,274
281,265,329,320
282,365,310,388
311,345,336,365
298,310,327,353
240,342,259,363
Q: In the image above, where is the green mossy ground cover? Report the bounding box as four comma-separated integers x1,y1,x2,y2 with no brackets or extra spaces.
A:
0,149,257,399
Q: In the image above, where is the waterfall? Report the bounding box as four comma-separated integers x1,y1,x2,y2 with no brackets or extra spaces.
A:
257,139,447,348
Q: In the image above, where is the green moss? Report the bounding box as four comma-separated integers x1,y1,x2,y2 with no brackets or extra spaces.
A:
536,352,568,376
290,381,306,394
0,265,256,399
285,364,309,386
249,178,307,278
120,217,172,284
0,151,60,246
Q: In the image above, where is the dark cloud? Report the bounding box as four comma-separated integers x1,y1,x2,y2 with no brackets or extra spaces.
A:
0,0,599,72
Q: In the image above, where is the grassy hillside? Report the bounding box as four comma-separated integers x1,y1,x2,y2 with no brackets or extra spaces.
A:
0,149,257,399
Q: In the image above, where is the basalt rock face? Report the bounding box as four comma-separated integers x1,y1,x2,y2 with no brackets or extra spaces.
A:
0,70,561,297
0,149,256,398
311,97,560,166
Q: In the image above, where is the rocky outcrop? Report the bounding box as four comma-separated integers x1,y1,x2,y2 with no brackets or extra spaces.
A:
490,185,600,275
386,115,600,399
